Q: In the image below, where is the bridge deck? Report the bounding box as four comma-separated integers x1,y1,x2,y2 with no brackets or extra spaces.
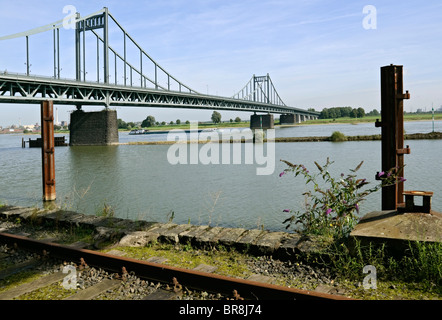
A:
0,73,319,117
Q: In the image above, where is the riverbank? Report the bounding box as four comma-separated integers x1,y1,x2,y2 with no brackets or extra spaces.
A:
120,131,442,145
0,204,440,300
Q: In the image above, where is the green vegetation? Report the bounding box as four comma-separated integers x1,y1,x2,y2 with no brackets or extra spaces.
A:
211,111,222,124
105,242,253,279
330,131,347,142
317,239,442,298
141,115,156,128
319,106,370,119
278,157,441,298
279,158,401,238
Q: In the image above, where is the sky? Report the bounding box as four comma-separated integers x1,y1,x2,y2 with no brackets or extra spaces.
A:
0,0,441,127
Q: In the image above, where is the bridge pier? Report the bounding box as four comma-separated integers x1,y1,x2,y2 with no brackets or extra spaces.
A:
279,114,296,125
69,109,119,146
250,114,274,130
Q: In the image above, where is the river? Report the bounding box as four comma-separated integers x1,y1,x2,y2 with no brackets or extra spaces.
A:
0,120,441,232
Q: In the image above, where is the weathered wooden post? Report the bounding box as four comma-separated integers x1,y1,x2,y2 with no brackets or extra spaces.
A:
375,64,410,210
41,100,56,201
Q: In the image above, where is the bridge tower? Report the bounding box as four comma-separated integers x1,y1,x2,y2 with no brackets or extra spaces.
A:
249,74,274,130
71,7,118,146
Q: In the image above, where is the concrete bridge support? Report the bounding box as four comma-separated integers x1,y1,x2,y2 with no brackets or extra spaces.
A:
279,114,295,125
250,114,274,130
69,109,119,146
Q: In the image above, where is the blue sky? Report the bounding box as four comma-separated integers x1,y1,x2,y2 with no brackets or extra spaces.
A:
0,0,441,126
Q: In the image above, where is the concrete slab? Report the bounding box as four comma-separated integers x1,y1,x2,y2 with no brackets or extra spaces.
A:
0,206,36,219
194,226,226,246
351,210,442,243
247,274,275,284
118,231,159,247
217,228,247,247
179,225,210,244
193,264,218,273
235,229,266,251
276,233,302,259
159,224,193,244
255,232,287,255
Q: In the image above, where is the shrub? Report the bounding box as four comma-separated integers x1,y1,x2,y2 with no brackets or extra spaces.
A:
279,158,403,238
330,131,347,142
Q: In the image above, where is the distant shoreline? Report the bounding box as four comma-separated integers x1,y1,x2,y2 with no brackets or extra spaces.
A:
120,131,442,145
1,115,440,135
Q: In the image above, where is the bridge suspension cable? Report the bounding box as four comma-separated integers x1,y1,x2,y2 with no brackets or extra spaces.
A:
232,74,286,107
0,7,200,94
0,7,320,119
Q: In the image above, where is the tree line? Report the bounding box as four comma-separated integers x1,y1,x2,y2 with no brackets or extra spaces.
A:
319,107,379,119
118,111,242,129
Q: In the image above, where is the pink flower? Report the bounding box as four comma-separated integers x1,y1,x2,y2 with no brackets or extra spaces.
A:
283,209,291,212
279,172,286,177
326,208,332,215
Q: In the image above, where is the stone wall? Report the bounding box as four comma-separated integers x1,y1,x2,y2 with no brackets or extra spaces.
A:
69,109,119,146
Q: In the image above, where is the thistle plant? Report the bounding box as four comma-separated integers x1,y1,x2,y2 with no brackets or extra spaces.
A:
280,158,404,238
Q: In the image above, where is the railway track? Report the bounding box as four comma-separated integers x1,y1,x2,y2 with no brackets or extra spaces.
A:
0,232,352,301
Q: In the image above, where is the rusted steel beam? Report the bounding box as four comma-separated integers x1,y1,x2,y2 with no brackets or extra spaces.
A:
41,100,56,201
378,65,410,210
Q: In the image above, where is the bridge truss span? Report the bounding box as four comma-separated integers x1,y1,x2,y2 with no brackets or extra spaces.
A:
0,73,316,116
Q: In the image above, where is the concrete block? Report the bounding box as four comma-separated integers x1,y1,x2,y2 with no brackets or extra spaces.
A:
275,233,302,259
255,232,286,254
194,226,226,246
118,231,159,247
217,228,247,247
179,225,210,244
235,229,266,252
159,224,193,243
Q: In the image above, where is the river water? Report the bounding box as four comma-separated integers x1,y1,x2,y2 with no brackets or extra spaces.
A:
0,120,441,232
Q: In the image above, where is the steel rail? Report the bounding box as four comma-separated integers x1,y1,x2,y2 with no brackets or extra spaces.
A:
0,232,351,300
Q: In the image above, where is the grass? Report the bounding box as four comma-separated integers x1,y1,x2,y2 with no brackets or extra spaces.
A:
314,238,442,298
104,241,254,279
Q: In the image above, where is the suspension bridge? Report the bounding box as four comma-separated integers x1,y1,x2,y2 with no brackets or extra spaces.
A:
0,7,318,120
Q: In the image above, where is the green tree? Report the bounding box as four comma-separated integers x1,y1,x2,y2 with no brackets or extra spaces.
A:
117,118,128,129
350,109,358,118
235,117,241,123
176,119,181,125
211,111,222,124
357,107,365,118
127,122,136,129
320,108,329,119
141,115,156,127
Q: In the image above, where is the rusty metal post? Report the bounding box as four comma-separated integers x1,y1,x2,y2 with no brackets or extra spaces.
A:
41,100,56,201
376,65,410,210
